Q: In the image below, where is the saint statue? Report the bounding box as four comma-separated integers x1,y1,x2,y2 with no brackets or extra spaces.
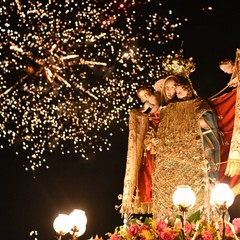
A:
120,49,240,222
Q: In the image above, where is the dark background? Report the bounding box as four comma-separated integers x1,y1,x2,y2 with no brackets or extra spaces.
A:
1,1,240,240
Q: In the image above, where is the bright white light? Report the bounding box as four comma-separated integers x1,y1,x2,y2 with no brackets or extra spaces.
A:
173,185,196,209
69,209,87,237
53,214,71,235
210,183,234,208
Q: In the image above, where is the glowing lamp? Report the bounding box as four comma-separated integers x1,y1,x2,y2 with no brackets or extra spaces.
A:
69,209,87,238
210,183,234,209
53,214,71,236
173,185,196,210
53,209,87,240
210,183,234,240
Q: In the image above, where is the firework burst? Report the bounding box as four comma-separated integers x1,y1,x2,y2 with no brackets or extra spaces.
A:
0,0,186,171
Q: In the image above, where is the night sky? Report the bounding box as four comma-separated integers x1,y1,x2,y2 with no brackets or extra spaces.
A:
1,1,240,240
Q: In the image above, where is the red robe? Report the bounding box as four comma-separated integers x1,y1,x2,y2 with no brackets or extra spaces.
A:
138,114,159,203
210,89,240,189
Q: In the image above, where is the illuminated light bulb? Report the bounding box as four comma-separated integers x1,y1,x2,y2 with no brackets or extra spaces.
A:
210,183,234,209
173,185,196,210
69,209,87,237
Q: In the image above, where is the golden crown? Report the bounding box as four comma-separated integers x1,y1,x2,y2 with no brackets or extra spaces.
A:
161,49,196,78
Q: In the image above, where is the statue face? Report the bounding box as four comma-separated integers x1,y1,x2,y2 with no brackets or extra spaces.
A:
137,90,149,103
176,85,188,99
164,79,176,100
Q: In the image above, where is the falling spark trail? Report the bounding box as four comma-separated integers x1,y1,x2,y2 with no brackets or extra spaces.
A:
0,0,186,171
